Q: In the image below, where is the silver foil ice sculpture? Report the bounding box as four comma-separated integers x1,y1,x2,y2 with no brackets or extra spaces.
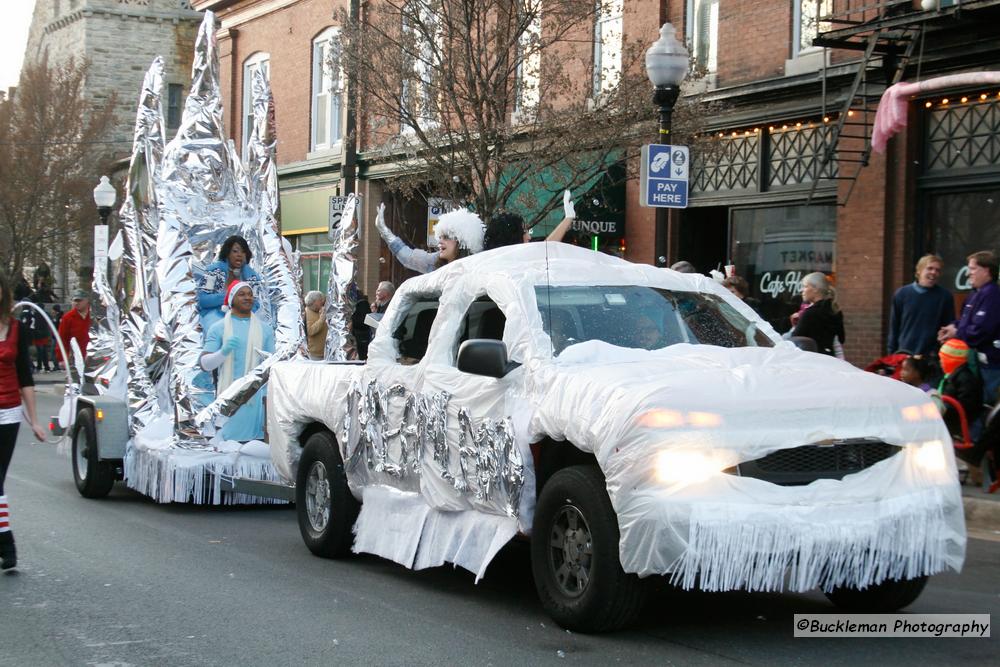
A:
88,11,305,445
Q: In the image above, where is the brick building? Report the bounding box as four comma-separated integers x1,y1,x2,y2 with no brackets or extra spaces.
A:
190,0,1000,364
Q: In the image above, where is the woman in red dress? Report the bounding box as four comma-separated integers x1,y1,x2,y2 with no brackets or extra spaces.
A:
0,273,47,570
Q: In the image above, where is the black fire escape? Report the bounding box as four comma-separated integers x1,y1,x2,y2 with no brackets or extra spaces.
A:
808,0,1000,205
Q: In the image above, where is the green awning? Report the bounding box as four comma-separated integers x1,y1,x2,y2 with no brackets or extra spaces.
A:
497,151,624,237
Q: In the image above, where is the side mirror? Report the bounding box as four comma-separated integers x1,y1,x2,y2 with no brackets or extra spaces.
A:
789,336,818,353
457,339,520,378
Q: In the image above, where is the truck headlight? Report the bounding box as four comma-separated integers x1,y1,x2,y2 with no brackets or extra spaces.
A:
654,449,728,484
911,439,948,474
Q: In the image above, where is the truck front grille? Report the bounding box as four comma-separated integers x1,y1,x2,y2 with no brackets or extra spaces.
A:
731,439,902,486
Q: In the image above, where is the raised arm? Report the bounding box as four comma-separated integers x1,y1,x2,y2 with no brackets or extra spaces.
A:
546,190,577,243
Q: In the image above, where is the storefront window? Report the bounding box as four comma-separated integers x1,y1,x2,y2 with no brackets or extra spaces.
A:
731,205,836,332
926,188,1000,294
296,233,334,294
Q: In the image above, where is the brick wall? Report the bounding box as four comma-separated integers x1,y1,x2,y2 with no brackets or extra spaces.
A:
717,0,791,86
216,0,349,163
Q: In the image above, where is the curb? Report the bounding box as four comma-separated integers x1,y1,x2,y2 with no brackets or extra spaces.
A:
964,494,1000,534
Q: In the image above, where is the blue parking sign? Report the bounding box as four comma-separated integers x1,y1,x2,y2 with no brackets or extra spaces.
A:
640,144,689,208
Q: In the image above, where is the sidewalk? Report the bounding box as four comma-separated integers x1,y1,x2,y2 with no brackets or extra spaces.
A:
963,482,1000,536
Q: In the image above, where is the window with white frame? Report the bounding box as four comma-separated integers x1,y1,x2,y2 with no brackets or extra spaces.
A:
687,0,718,74
312,27,343,152
401,1,439,133
794,0,832,55
242,52,270,154
592,0,623,98
513,6,542,122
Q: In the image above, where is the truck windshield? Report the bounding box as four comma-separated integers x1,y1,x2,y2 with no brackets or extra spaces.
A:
535,285,774,356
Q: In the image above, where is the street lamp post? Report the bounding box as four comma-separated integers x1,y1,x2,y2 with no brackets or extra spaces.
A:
93,175,116,226
91,175,117,290
645,23,688,266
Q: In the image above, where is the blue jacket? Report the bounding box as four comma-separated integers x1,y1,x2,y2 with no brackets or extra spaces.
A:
956,281,1000,367
196,260,264,322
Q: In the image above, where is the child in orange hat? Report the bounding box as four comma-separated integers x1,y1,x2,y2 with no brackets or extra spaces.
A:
937,338,983,439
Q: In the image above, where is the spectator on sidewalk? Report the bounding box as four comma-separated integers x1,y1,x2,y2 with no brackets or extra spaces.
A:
936,339,983,438
57,290,91,373
887,254,954,355
304,290,327,361
790,272,845,357
722,275,762,315
939,250,1000,405
371,281,395,314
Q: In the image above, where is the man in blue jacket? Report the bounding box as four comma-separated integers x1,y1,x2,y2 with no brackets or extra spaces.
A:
939,250,1000,405
887,254,954,355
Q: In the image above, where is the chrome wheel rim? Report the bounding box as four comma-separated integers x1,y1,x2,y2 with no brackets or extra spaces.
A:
305,460,331,533
548,504,593,598
75,429,89,480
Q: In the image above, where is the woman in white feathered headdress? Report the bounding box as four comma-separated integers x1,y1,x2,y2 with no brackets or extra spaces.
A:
374,204,484,274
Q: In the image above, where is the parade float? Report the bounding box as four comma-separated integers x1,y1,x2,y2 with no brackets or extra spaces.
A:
58,11,303,504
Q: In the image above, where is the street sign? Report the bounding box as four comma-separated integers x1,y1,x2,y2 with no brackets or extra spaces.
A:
640,144,689,208
94,225,109,267
328,195,350,240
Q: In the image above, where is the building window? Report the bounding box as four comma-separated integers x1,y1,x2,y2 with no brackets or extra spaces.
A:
166,83,183,131
513,7,542,122
242,52,270,154
401,2,439,133
687,0,718,74
311,27,343,152
592,0,623,98
295,233,334,294
793,0,831,56
730,205,837,333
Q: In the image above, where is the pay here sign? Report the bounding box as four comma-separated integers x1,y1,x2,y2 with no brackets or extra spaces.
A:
639,144,689,208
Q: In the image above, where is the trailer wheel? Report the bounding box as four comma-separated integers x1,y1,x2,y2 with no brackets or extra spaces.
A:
531,465,647,633
72,408,115,499
296,430,359,558
825,575,929,612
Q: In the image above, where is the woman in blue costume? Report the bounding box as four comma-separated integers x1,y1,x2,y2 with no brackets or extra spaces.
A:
194,236,265,404
196,235,265,332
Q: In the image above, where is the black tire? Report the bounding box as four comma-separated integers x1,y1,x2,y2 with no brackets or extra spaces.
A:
71,408,115,499
531,465,647,633
296,430,360,558
824,575,929,612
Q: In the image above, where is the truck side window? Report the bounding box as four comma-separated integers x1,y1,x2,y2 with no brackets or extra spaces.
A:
393,296,439,365
458,296,507,346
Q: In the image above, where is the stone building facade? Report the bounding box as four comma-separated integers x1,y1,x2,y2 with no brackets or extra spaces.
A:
21,0,202,294
24,0,203,159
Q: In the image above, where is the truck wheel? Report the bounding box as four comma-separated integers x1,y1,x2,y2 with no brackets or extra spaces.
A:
824,575,929,612
296,430,359,558
531,465,646,632
71,408,115,499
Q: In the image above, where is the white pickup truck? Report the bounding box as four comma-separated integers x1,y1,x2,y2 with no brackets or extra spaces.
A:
266,242,965,632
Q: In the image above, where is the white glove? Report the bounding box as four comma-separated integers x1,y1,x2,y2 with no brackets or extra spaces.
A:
200,350,226,371
563,190,576,219
375,203,394,242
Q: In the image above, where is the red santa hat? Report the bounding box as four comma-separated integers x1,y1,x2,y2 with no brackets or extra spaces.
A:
222,280,251,312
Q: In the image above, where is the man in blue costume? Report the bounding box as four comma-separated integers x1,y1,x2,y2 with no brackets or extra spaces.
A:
199,281,275,441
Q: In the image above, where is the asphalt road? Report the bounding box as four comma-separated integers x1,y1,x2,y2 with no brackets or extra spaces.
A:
2,389,998,666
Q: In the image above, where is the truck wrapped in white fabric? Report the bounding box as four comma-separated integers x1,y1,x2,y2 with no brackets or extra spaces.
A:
268,242,965,633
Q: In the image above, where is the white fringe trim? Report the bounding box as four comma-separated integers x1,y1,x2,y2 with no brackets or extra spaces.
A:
124,444,286,505
667,490,956,593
